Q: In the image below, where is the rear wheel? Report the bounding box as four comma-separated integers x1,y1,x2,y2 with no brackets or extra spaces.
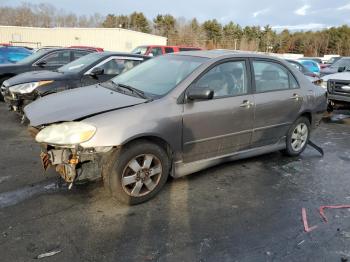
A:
106,140,170,205
283,117,310,156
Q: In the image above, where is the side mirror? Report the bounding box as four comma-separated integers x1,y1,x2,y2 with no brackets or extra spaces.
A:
187,88,214,101
338,66,346,72
90,67,104,77
36,60,47,67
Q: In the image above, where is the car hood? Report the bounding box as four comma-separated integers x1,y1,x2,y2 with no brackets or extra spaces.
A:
24,84,147,126
5,70,77,87
322,72,350,81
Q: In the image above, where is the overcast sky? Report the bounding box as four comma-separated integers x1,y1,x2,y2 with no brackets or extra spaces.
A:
1,0,350,30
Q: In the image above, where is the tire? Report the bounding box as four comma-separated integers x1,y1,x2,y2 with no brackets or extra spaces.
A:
282,116,310,157
106,140,170,205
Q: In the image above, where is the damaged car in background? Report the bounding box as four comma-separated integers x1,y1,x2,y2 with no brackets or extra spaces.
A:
24,50,327,205
0,47,97,101
2,52,148,116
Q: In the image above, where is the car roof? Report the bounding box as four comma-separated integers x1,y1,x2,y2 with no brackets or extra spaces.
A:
92,51,149,59
172,49,283,60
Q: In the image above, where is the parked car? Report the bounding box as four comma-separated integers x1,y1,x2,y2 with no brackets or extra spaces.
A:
24,51,327,205
298,59,321,75
0,48,96,101
320,71,350,111
326,56,342,65
286,59,321,84
132,45,202,57
2,52,149,115
304,57,323,64
321,57,350,76
0,46,33,64
320,56,342,69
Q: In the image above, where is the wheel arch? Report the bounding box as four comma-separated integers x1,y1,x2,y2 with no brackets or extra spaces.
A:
299,111,312,124
121,134,174,159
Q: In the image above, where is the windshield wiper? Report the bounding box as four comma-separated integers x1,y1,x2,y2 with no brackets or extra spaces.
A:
116,83,148,99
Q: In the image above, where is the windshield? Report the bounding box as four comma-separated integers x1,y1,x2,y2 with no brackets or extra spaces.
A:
131,46,148,55
330,58,350,68
58,53,103,73
328,57,340,64
16,49,50,64
111,55,208,96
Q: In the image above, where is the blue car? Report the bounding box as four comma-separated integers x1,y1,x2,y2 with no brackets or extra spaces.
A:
0,46,32,64
298,59,320,75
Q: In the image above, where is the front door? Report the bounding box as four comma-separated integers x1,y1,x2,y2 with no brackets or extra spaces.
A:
182,60,254,163
251,59,303,147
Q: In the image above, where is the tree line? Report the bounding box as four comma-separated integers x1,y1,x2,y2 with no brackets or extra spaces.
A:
1,2,350,56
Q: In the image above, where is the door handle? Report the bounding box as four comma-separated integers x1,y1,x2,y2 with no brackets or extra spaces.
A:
290,93,302,101
240,100,254,108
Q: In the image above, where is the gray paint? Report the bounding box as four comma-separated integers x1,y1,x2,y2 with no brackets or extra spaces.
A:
25,50,327,177
24,84,146,126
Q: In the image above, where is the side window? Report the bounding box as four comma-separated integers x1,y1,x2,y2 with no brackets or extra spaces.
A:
73,51,90,60
194,61,248,98
289,73,299,89
165,47,174,53
42,51,71,66
98,58,141,75
253,61,290,93
150,47,163,57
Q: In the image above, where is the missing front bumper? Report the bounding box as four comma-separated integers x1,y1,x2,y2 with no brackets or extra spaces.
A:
40,147,111,185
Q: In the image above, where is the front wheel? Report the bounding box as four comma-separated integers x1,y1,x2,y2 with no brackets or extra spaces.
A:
283,117,310,156
106,140,170,205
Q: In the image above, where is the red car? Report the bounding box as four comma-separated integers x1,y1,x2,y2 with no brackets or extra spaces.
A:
132,45,202,57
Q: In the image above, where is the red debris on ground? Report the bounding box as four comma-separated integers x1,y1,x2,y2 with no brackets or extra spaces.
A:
302,208,318,232
319,205,350,223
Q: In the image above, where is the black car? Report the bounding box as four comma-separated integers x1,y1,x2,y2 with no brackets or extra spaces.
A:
0,47,96,101
2,52,149,114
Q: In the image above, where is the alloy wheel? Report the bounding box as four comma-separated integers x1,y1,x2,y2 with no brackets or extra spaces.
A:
291,123,308,152
121,154,162,197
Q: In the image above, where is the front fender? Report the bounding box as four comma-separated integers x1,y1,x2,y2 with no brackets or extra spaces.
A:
80,98,183,156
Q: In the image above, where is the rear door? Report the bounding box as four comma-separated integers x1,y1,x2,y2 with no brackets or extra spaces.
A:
251,59,302,147
182,59,254,162
81,56,144,86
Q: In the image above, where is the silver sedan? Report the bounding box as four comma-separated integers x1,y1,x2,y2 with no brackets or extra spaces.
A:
25,50,327,205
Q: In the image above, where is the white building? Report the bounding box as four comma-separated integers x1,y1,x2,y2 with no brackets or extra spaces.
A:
0,26,167,52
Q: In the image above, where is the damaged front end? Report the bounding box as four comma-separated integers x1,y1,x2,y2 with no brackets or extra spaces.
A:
40,145,113,188
29,122,114,188
5,91,37,115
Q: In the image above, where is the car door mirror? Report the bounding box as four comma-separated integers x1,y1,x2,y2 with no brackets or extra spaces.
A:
338,66,346,72
36,60,47,67
89,67,104,77
187,88,214,101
